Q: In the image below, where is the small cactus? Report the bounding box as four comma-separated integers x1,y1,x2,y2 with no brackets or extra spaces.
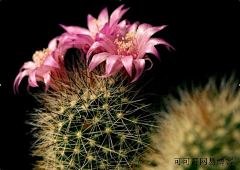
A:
28,53,156,170
141,76,240,170
13,4,174,169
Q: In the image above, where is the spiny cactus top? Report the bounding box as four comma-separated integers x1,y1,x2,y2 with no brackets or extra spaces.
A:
13,4,173,93
29,59,157,169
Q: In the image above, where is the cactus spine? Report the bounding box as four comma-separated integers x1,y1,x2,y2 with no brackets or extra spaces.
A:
28,54,155,170
141,76,240,170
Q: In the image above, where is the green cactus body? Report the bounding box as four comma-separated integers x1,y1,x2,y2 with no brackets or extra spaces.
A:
29,56,155,170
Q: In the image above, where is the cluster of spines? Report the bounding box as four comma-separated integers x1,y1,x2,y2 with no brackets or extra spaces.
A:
140,76,240,170
29,57,156,170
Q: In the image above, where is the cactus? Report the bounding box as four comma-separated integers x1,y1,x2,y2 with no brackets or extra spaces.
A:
28,52,156,170
141,76,240,170
13,4,174,169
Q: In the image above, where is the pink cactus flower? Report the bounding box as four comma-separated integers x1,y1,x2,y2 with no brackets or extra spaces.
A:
59,4,129,40
87,22,175,82
13,30,94,93
13,38,64,93
57,32,94,54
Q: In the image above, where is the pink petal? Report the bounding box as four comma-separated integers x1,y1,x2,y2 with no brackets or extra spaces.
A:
147,38,175,51
138,38,175,59
109,5,129,28
100,60,123,78
106,55,120,75
63,39,85,51
51,44,70,63
97,33,115,50
57,33,79,47
28,69,38,87
59,24,91,36
128,21,140,34
114,19,130,35
51,49,62,63
42,55,60,68
118,19,130,28
144,57,153,70
99,23,110,35
20,61,36,71
139,25,167,49
58,34,93,54
75,34,94,52
48,37,58,50
98,7,109,24
131,59,145,83
13,70,30,93
109,4,124,26
43,71,51,91
121,55,133,77
63,41,84,51
78,34,94,45
88,52,110,72
87,14,98,33
135,23,152,43
54,34,92,62
87,41,115,61
138,45,160,60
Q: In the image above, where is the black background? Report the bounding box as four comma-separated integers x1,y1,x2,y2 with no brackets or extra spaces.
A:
0,0,240,169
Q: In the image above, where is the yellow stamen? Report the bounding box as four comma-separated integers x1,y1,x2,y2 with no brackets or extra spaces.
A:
114,32,138,58
32,48,52,67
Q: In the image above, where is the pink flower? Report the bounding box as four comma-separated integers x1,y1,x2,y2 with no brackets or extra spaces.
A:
87,22,175,82
13,29,94,93
59,4,129,40
13,38,62,93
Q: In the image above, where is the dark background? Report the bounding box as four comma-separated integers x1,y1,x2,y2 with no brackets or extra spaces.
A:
0,0,240,169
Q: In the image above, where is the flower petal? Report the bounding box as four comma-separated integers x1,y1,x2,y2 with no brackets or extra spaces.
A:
115,19,130,35
87,14,98,33
20,61,36,72
109,4,124,26
96,33,115,50
118,19,130,28
135,23,152,43
131,59,145,83
128,21,140,34
98,7,109,25
87,41,115,61
59,24,91,36
147,38,175,51
109,5,129,28
121,55,133,77
52,44,72,63
99,23,110,35
100,59,123,78
57,33,79,47
42,55,60,68
144,57,153,70
28,69,39,87
43,71,51,91
106,55,121,75
13,70,30,93
138,45,160,60
88,52,110,72
48,37,58,50
139,25,167,48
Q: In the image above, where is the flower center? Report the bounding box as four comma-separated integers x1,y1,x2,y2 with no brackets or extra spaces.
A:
32,48,52,67
114,33,138,58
